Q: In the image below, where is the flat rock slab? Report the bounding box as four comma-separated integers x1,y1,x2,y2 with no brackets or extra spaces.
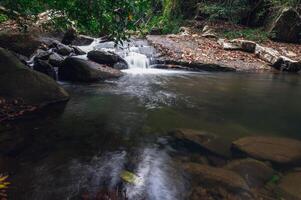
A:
170,129,232,158
278,170,301,200
182,163,249,193
232,136,301,165
147,35,269,72
225,158,274,188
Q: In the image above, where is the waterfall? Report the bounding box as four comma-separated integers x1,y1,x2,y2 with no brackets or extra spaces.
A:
124,52,150,69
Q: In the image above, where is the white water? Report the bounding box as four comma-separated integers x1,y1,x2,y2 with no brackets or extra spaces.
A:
77,38,191,75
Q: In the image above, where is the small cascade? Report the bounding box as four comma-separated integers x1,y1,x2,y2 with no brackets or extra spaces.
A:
124,52,150,69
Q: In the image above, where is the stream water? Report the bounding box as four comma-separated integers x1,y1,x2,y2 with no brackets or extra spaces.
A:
4,40,301,199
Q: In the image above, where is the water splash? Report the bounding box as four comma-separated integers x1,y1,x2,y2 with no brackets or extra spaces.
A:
125,52,150,70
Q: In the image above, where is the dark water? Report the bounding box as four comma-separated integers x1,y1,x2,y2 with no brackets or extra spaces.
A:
4,71,301,199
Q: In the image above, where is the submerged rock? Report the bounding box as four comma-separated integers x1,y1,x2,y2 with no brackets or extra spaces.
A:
278,169,301,200
225,158,275,188
59,57,123,82
0,47,69,105
87,50,128,68
182,163,249,193
232,136,301,166
169,129,232,159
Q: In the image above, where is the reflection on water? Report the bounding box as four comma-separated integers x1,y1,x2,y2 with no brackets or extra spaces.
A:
5,71,301,199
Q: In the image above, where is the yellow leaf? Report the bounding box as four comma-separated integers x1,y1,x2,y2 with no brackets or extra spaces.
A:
120,170,142,185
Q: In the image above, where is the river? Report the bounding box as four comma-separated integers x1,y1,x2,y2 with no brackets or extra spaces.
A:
5,39,301,199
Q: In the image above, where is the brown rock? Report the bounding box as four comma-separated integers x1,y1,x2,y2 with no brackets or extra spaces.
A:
225,158,275,188
170,129,232,158
232,136,301,165
182,163,249,193
278,170,301,200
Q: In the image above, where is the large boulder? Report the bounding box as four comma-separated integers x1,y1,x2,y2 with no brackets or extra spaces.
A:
182,163,249,193
232,136,301,165
169,129,232,158
278,169,301,200
267,8,301,43
58,57,123,82
87,50,128,68
0,47,69,105
225,158,275,188
0,32,42,57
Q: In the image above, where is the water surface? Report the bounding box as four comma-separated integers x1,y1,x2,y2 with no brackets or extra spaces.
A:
6,71,301,199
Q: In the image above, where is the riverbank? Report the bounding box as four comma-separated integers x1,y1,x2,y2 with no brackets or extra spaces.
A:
147,21,301,73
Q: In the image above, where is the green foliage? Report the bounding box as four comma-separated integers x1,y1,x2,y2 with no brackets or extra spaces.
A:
139,0,183,35
198,1,250,23
0,0,152,42
222,28,270,42
0,14,8,23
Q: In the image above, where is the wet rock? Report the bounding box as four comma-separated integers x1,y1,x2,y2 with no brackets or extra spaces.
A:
113,62,128,70
273,56,301,72
34,49,51,61
59,57,123,82
232,136,301,165
207,155,227,167
49,52,64,67
33,59,56,79
225,158,275,188
0,47,69,105
278,170,301,200
62,28,77,45
169,129,232,158
182,163,249,193
72,46,86,56
87,50,128,68
55,43,74,56
72,35,94,46
267,8,301,43
0,32,42,57
189,186,252,200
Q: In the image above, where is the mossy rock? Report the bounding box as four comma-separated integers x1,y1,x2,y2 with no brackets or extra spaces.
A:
0,47,69,106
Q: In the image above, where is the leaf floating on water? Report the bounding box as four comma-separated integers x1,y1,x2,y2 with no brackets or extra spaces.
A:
120,170,142,185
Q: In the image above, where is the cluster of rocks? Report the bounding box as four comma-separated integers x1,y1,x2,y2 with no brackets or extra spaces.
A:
27,36,127,82
167,129,301,200
0,31,128,120
218,38,301,72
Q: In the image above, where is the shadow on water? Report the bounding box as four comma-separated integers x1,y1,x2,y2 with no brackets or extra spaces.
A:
2,70,301,199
